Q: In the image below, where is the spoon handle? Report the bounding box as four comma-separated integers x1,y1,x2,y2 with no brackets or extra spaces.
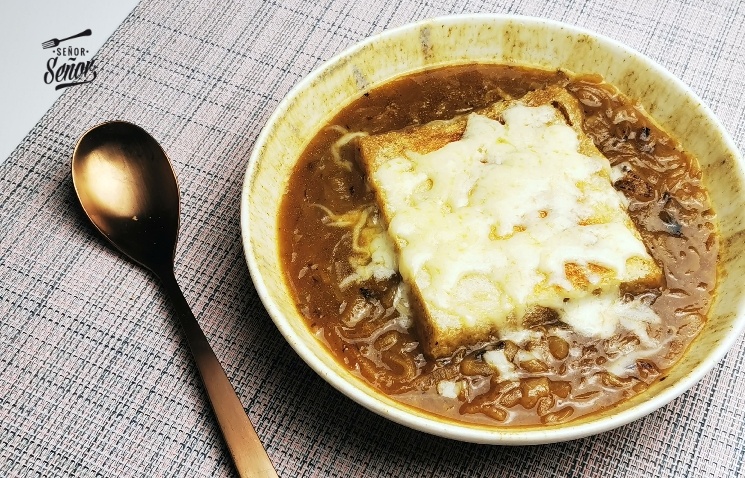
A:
159,269,279,478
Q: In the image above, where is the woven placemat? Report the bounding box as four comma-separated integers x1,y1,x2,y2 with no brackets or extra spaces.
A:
1,0,744,476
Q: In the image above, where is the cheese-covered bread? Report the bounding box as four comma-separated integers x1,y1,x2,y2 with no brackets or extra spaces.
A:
357,87,663,358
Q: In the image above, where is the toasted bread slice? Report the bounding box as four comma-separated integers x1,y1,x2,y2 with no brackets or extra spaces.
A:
357,86,662,358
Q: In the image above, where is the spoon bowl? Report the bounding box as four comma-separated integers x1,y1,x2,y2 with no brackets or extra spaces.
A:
72,121,277,477
72,122,178,272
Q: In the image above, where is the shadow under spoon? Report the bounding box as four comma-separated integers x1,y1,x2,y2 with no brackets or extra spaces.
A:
71,120,278,478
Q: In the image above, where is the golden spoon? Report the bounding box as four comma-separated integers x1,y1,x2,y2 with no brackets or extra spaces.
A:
71,121,278,478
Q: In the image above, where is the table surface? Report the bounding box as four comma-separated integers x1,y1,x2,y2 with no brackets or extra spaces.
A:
2,0,744,476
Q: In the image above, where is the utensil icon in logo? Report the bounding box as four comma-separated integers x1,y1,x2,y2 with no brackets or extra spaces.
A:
41,29,92,49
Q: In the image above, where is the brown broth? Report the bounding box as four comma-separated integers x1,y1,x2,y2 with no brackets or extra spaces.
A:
278,64,718,426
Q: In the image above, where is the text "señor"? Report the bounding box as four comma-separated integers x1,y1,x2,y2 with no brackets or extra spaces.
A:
44,57,97,90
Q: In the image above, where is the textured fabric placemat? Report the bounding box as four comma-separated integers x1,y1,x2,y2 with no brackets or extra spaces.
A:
2,0,744,476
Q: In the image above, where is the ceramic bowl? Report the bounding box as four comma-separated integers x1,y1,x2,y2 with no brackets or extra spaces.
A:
241,14,745,444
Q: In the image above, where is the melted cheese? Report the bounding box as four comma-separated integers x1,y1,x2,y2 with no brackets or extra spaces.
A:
370,103,659,339
483,349,519,381
318,204,398,289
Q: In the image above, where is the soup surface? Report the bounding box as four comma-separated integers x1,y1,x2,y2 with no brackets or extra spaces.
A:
278,64,718,426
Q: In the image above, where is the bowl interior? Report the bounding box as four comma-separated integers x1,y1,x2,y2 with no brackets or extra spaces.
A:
241,14,745,444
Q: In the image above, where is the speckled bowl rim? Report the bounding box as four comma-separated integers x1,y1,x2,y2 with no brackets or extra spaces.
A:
241,14,745,444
